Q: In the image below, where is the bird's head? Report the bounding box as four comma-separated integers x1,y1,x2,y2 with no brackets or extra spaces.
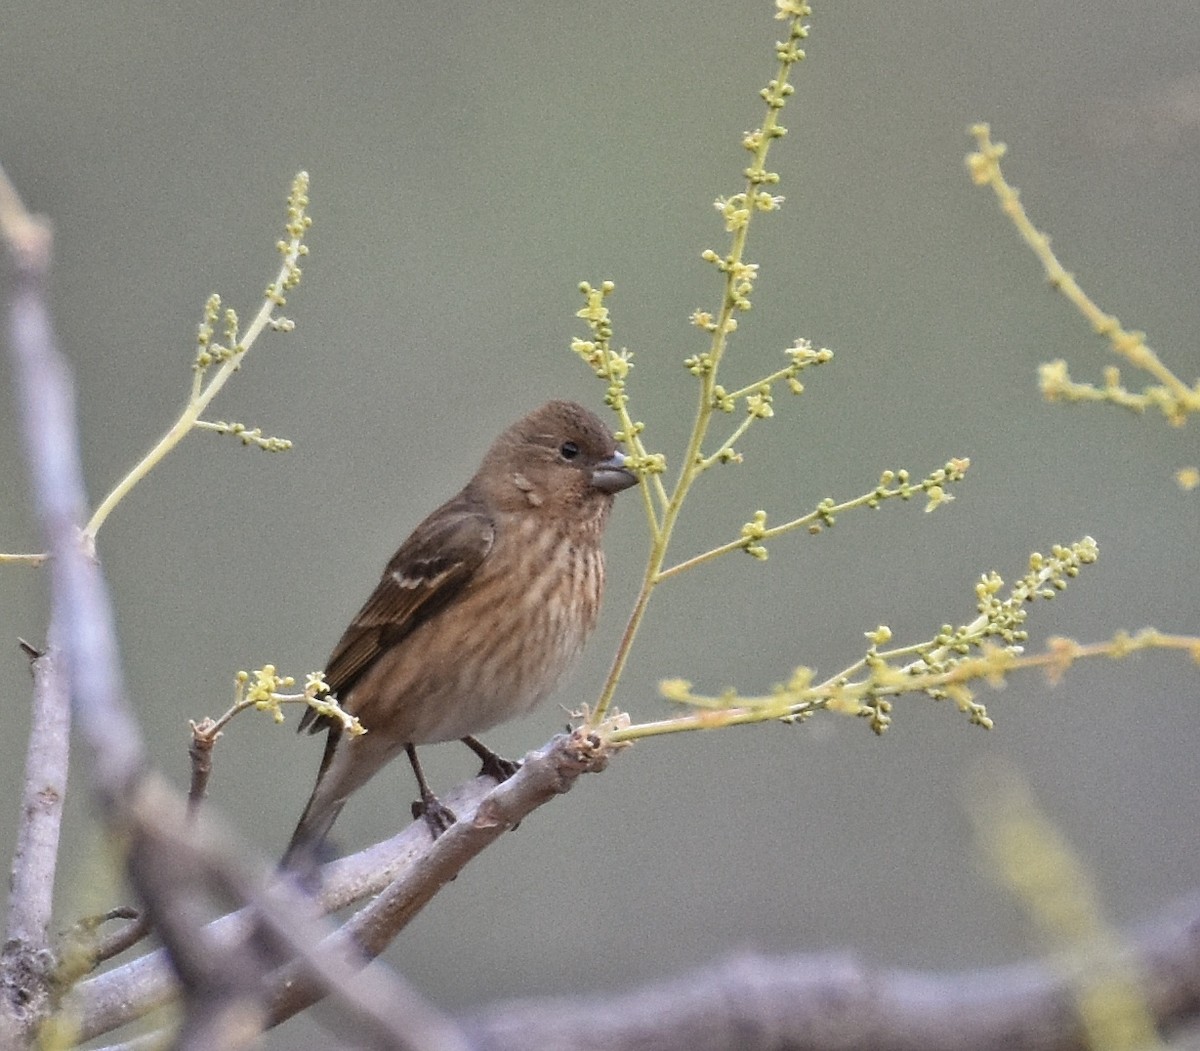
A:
474,400,638,522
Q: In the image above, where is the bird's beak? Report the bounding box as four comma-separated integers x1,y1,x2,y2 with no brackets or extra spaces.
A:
591,449,639,494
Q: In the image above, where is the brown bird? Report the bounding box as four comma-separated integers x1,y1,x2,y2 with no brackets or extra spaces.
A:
282,400,637,871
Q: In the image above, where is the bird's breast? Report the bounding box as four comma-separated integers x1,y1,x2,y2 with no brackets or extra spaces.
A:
345,516,606,745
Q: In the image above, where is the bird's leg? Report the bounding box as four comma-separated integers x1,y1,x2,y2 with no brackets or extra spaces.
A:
461,735,522,782
405,743,456,836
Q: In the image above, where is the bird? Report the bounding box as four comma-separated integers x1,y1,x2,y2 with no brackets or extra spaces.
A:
281,400,637,871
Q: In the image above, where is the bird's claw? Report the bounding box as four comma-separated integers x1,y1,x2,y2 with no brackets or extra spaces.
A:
412,795,456,838
479,752,521,783
461,735,522,783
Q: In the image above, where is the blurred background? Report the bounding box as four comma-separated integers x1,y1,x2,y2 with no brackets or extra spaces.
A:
2,1,1197,1046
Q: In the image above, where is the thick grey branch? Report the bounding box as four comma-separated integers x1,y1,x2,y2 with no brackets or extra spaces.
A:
1,644,70,1030
461,896,1200,1051
0,171,84,1036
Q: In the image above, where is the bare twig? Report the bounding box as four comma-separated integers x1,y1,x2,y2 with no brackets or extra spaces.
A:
187,720,218,818
89,917,149,968
61,908,147,973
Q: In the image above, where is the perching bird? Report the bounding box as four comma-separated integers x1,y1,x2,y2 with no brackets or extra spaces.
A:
282,400,637,871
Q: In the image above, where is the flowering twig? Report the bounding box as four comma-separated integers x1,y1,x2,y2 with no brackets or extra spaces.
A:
614,538,1117,742
193,419,293,452
659,458,969,580
192,666,362,744
572,5,973,733
967,124,1200,428
575,3,837,728
82,173,311,544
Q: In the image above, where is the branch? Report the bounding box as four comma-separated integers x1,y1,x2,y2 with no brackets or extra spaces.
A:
0,161,78,1037
1,643,71,1028
461,895,1200,1051
71,731,619,1042
120,778,474,1051
67,730,1200,1051
270,728,617,1026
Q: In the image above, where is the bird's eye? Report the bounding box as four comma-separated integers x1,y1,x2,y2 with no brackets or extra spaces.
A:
559,440,580,461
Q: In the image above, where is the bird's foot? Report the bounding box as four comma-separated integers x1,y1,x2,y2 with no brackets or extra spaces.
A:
479,751,521,783
461,735,522,783
412,794,456,838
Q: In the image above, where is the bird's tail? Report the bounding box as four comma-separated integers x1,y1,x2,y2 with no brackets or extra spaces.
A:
280,725,345,876
280,792,345,876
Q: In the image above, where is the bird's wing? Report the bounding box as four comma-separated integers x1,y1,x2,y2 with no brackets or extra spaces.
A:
299,496,495,734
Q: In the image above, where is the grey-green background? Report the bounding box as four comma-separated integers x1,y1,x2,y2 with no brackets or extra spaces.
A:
2,2,1197,1047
